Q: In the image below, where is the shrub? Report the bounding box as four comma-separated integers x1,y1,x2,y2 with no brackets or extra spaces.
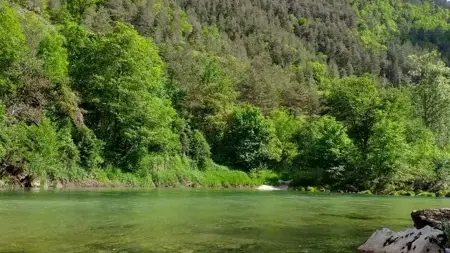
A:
306,186,319,192
188,130,211,170
221,105,282,171
249,169,279,185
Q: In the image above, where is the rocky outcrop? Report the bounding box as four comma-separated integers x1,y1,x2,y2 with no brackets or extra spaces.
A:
412,209,450,230
358,226,447,253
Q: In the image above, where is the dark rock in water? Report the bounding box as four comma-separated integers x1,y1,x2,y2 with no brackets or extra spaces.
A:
358,226,447,253
412,208,450,230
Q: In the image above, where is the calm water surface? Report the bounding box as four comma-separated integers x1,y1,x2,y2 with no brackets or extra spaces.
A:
0,189,448,253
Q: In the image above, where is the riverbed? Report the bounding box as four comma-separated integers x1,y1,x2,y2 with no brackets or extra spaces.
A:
0,189,448,253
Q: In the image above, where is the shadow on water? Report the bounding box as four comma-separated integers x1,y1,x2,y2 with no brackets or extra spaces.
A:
91,223,138,231
87,242,274,253
86,239,358,253
321,212,377,220
87,243,159,253
199,223,363,253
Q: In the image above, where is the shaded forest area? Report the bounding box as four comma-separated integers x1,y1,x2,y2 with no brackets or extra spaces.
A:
2,0,450,194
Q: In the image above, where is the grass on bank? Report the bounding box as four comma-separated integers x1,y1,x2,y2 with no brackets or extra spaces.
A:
88,157,279,188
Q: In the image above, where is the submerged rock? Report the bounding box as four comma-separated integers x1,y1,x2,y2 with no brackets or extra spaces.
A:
358,226,447,253
412,208,450,230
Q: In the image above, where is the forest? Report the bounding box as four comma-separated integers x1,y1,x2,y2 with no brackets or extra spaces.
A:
2,0,450,195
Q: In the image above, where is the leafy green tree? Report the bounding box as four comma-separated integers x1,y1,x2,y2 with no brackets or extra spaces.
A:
188,130,211,170
292,116,356,188
407,51,450,146
269,109,303,171
238,54,285,114
220,106,281,171
67,22,180,171
73,126,104,171
0,116,82,185
0,4,26,72
38,31,68,82
365,113,408,190
190,57,237,139
325,76,381,157
65,0,101,21
162,47,239,145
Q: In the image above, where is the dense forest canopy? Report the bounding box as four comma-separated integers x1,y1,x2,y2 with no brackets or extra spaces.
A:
2,0,450,194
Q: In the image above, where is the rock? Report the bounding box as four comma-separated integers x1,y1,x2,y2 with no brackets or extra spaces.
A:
54,181,63,189
31,178,40,188
256,185,280,191
412,208,450,230
358,226,447,253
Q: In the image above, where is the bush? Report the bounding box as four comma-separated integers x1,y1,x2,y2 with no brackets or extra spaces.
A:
291,116,356,188
221,105,282,171
74,126,104,172
306,186,319,192
202,168,254,187
188,130,211,170
249,169,279,185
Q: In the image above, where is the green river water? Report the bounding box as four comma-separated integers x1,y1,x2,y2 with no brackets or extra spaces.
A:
0,189,448,253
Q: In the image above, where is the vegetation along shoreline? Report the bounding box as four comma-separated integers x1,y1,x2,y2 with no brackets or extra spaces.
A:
3,0,450,196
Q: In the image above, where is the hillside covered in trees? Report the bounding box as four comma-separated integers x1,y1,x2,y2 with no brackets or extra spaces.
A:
2,0,450,194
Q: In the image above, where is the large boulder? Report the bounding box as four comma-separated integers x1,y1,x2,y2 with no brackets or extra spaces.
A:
412,209,450,230
358,226,447,253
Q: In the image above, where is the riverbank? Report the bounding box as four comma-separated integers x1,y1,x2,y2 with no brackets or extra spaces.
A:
0,165,280,190
2,164,449,198
2,178,449,199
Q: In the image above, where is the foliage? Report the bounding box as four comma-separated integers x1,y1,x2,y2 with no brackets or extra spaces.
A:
187,130,211,170
1,0,450,192
220,106,282,171
325,76,381,155
0,3,26,71
66,22,180,171
268,109,303,171
407,51,450,146
291,116,356,188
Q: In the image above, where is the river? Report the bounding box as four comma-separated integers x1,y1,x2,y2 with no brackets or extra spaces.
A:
0,189,448,253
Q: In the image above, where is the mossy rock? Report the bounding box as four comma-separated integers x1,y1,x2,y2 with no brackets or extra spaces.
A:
416,191,436,197
358,190,373,195
396,190,415,196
